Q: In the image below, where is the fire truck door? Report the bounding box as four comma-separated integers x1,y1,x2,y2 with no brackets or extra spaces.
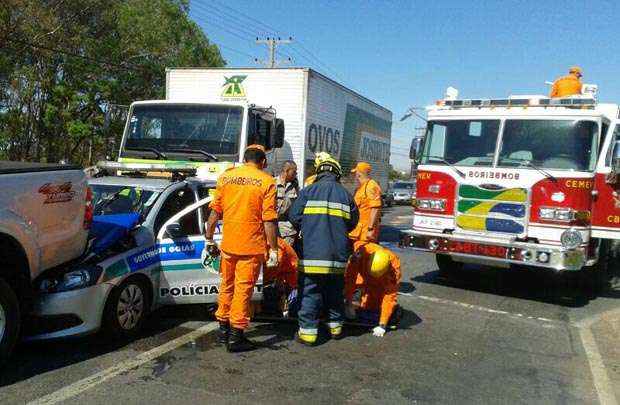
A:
592,122,620,239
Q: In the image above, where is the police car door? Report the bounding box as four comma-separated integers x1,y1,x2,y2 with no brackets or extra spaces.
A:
155,187,221,305
592,120,620,239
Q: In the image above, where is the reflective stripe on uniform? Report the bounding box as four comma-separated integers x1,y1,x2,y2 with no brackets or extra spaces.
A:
303,200,351,219
298,266,346,274
305,200,351,212
299,327,318,335
299,259,346,268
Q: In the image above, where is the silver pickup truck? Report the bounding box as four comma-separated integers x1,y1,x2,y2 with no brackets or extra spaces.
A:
0,161,90,363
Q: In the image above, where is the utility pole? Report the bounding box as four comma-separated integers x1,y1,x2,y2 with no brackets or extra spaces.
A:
255,37,293,68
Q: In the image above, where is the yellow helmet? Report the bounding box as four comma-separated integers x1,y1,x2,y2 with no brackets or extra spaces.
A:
314,152,342,177
369,248,391,278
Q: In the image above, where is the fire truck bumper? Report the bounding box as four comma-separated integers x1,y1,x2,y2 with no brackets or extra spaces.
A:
399,231,589,271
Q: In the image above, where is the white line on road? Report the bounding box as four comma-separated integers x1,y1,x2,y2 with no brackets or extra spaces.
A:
579,326,618,405
28,322,218,405
399,292,559,324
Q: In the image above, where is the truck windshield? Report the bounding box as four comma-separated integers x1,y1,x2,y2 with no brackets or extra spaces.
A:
92,185,159,216
421,120,500,167
498,120,599,171
123,104,243,156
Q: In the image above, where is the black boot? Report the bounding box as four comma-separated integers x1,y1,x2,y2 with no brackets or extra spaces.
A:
218,321,230,344
227,328,257,353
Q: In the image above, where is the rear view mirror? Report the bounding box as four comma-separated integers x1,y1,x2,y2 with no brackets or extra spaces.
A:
272,119,285,149
410,138,422,160
165,223,183,239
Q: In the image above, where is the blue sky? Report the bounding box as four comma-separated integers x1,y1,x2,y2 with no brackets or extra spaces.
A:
189,0,620,171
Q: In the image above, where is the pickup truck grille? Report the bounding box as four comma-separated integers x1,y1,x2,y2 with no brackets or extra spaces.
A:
455,185,528,236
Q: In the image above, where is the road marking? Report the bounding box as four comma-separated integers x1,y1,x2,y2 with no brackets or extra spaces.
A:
28,322,218,405
579,326,618,405
399,292,559,325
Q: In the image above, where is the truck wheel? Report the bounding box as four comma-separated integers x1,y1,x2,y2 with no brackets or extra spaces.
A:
574,240,613,294
0,278,20,366
436,254,463,276
103,279,149,340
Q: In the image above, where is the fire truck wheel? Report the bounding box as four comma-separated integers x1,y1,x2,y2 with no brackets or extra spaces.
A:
436,254,463,276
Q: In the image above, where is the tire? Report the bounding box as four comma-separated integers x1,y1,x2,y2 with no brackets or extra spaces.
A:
102,278,149,339
0,278,20,366
436,254,463,276
572,240,614,294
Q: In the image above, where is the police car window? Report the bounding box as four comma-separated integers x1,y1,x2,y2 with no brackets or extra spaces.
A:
154,186,199,236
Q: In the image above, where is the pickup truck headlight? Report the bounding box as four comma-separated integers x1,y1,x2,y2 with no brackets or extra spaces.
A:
40,265,104,293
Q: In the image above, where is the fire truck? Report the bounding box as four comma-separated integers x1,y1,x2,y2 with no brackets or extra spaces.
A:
401,90,620,287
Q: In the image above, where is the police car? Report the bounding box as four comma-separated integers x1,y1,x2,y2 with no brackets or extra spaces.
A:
27,162,262,340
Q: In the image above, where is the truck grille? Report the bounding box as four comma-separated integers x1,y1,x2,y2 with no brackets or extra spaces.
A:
456,184,528,236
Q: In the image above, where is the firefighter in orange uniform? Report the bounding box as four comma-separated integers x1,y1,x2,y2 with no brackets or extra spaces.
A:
550,66,583,98
344,242,401,337
264,237,298,290
204,145,279,352
349,162,382,250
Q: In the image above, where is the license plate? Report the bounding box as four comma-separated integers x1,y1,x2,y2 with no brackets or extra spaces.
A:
448,241,507,258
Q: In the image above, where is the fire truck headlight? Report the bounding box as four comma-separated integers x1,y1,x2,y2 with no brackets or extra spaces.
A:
555,209,574,221
539,208,556,220
430,199,445,210
561,229,583,250
418,199,431,209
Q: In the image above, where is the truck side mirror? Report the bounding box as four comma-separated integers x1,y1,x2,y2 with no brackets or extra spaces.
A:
410,138,422,160
272,119,285,149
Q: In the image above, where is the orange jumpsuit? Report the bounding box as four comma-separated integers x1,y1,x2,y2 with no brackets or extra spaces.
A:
210,163,277,330
345,242,401,326
263,238,298,289
349,178,382,242
550,74,582,98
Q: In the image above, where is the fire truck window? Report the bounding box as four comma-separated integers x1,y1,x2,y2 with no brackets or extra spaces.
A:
421,120,499,167
606,125,620,166
499,120,598,171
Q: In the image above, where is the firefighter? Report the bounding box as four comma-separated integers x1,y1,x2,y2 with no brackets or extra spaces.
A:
262,238,299,315
275,161,299,247
550,66,583,98
349,162,382,249
344,242,402,337
288,153,359,345
203,144,279,353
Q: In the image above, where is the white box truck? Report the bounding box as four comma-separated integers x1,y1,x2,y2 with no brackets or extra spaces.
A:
117,68,393,191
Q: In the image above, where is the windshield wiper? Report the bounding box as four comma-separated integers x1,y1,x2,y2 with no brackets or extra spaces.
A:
421,155,466,178
167,148,218,162
506,158,558,183
125,147,167,160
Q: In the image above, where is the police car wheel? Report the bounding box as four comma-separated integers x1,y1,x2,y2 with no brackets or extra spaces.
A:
103,279,149,339
0,278,20,366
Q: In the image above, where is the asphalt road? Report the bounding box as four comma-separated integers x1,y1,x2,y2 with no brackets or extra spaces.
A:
2,206,620,404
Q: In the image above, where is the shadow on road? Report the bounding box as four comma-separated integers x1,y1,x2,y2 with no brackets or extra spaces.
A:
1,308,212,388
411,264,612,308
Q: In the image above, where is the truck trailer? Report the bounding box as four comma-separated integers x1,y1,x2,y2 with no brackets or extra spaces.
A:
117,68,392,192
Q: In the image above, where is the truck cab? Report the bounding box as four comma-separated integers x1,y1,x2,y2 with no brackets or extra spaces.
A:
402,93,620,282
118,100,284,181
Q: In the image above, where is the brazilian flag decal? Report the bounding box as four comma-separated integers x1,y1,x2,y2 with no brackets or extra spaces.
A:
222,75,247,98
456,185,527,234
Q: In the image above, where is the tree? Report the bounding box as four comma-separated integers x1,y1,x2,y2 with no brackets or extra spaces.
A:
0,0,225,164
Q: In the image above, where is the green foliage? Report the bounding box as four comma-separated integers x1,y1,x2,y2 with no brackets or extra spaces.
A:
0,0,225,164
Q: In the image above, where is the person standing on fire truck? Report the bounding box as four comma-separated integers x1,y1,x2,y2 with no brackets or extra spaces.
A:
550,66,583,98
203,144,279,353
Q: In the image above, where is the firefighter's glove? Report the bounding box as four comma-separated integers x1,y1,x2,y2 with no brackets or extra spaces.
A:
266,249,278,268
372,325,386,337
345,302,357,320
